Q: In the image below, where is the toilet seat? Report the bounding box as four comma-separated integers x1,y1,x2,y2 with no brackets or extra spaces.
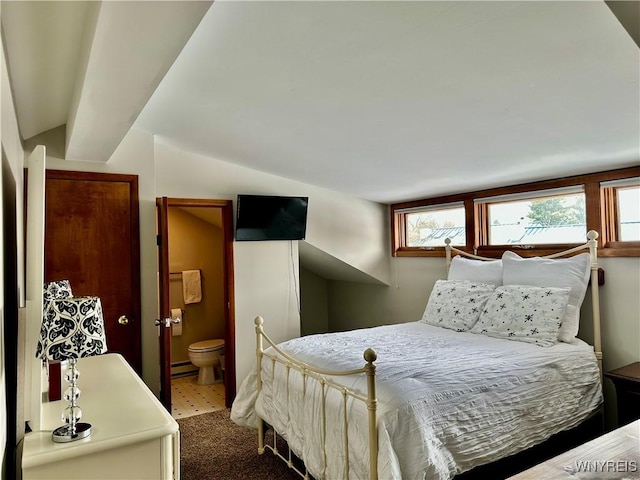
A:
188,339,224,352
188,339,225,385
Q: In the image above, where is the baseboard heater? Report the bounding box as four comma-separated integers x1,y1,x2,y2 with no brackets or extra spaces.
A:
171,361,198,378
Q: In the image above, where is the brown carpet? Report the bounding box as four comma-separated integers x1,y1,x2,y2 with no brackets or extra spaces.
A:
177,409,302,480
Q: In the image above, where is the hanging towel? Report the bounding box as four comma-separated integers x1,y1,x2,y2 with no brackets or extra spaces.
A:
182,270,202,304
171,308,183,336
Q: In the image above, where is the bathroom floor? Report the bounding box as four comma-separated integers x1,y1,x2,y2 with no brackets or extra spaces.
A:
171,374,226,419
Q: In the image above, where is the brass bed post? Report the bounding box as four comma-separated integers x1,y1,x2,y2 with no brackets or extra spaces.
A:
255,316,266,454
586,231,603,381
364,348,378,480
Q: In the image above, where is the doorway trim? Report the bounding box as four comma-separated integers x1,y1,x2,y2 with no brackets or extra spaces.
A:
156,198,236,409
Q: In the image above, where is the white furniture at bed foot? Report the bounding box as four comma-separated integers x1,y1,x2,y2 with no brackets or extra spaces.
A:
21,353,180,480
508,420,639,479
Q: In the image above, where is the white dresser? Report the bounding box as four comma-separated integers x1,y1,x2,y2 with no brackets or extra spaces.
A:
21,353,180,480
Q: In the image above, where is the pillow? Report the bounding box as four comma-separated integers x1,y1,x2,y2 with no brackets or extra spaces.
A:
470,285,571,346
448,256,503,285
502,251,591,343
421,280,496,332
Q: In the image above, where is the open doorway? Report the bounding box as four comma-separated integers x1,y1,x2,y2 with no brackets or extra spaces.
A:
156,198,235,416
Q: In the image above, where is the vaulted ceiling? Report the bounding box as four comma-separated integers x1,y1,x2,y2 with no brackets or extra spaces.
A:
2,1,638,204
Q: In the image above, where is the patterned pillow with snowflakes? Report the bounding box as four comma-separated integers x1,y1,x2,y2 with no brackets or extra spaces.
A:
470,285,571,346
421,280,496,332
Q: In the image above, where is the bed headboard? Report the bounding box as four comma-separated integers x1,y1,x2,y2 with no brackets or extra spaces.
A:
444,231,602,379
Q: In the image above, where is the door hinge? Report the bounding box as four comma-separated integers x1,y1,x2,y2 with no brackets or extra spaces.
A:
156,234,161,246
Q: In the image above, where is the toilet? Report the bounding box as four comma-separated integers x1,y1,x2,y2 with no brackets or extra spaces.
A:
188,339,225,385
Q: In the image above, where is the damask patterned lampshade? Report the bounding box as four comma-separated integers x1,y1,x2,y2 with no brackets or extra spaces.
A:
37,280,74,360
35,295,107,442
36,296,108,361
43,279,73,303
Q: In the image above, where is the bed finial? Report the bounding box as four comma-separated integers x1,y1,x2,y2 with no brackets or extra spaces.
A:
255,316,264,327
445,238,452,272
364,348,377,363
587,230,598,241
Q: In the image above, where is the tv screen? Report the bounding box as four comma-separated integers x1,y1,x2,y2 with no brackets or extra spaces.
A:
235,195,309,241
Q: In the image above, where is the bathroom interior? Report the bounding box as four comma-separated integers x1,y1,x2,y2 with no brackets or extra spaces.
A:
167,205,226,419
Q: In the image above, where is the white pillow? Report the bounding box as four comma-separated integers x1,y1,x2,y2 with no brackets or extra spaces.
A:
470,285,571,347
502,251,591,343
421,279,496,332
448,256,503,285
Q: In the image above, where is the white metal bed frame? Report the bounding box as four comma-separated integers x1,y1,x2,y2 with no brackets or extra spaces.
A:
253,230,603,480
254,317,379,480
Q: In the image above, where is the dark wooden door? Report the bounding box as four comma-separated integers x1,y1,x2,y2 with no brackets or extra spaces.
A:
44,170,142,372
156,196,172,409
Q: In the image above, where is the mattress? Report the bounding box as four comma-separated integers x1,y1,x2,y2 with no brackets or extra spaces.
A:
231,321,602,480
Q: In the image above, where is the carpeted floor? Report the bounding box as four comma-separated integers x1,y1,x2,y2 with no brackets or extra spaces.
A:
177,409,302,480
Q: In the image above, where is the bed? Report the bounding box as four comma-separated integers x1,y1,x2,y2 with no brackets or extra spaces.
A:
231,231,604,480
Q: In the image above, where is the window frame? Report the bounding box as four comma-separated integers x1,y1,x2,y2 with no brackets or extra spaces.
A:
601,179,640,250
398,201,467,250
391,166,640,258
477,185,587,248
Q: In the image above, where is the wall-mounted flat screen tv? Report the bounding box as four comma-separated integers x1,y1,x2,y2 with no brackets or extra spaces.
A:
235,194,309,241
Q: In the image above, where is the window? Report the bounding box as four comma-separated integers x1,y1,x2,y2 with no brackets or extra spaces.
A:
617,186,640,241
601,177,640,246
391,167,639,257
478,188,586,246
404,204,465,247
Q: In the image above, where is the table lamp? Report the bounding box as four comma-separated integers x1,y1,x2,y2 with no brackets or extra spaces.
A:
36,295,108,442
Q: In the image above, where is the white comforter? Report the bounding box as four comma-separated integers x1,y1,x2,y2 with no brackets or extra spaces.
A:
231,321,602,480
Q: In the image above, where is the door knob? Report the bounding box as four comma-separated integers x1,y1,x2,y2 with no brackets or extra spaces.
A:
118,315,129,325
154,317,181,328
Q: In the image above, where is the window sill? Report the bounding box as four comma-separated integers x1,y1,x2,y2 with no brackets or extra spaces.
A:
393,245,640,258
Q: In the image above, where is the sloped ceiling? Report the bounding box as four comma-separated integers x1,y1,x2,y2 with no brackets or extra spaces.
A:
2,1,639,204
2,0,213,162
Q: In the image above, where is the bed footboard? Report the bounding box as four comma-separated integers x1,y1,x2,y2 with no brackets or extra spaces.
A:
254,316,378,480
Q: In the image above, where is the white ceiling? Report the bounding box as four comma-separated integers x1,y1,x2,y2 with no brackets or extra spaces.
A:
3,1,639,204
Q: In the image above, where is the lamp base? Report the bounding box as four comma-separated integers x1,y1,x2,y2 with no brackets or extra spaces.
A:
52,422,92,443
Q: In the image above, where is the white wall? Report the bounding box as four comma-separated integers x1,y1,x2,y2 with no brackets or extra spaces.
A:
328,256,443,331
306,188,390,286
1,28,24,183
597,258,640,369
300,267,329,335
153,141,391,285
598,257,640,426
39,135,391,391
1,17,26,475
153,142,390,384
233,241,301,385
